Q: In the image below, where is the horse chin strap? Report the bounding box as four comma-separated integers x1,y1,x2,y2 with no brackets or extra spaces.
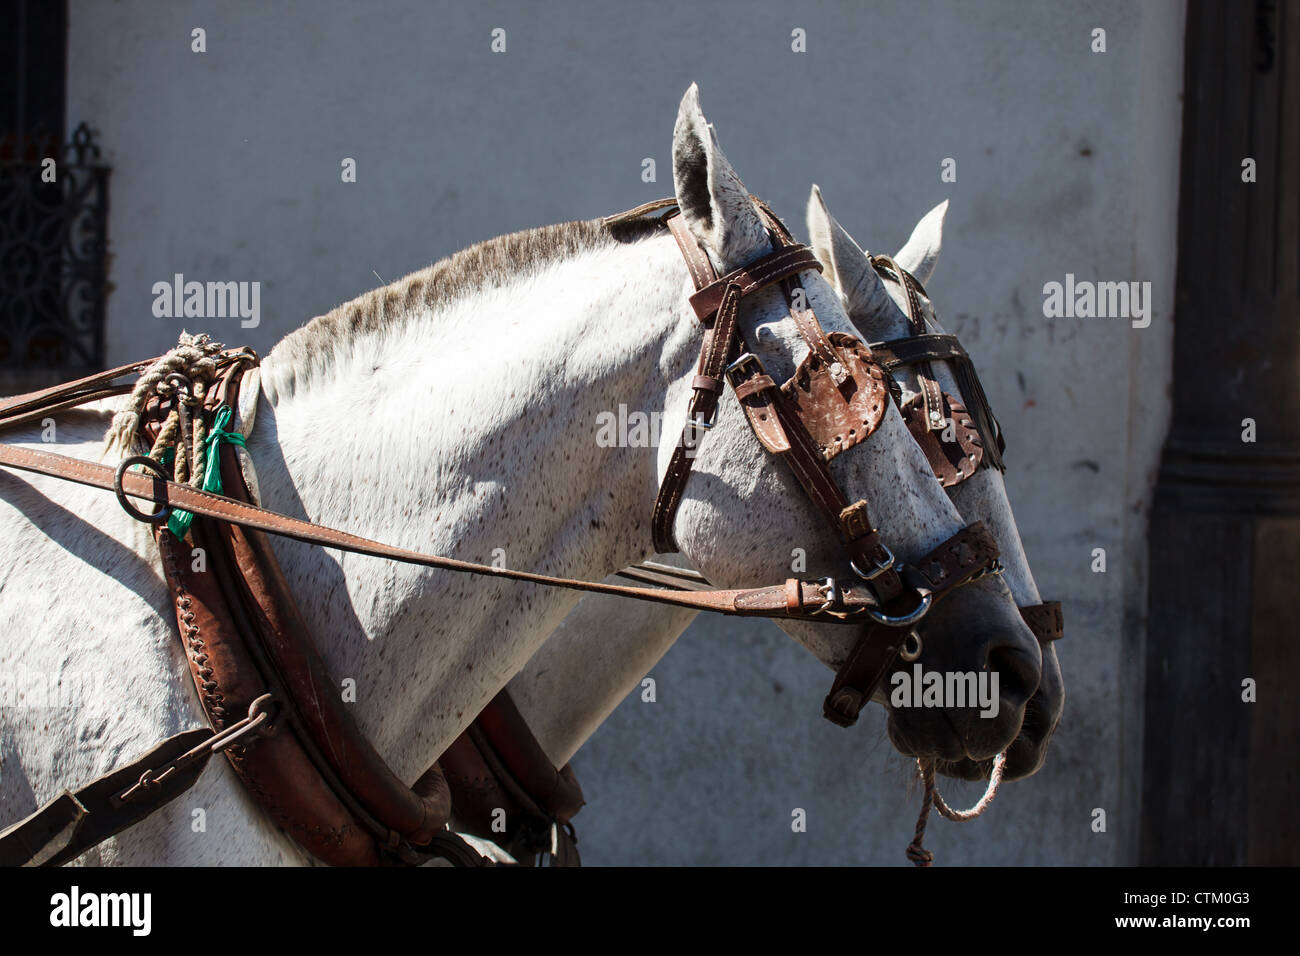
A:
646,198,1001,727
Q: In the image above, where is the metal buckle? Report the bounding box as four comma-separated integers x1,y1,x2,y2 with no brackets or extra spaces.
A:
815,577,837,615
684,413,715,436
725,352,766,380
850,544,896,581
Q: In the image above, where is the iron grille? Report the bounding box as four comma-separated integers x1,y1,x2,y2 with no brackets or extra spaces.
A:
0,121,109,370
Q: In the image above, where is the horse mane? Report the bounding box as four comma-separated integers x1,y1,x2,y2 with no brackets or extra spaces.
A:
268,214,666,391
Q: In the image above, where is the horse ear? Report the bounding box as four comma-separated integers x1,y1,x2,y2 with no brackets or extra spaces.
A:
671,84,768,269
805,185,892,321
894,200,948,286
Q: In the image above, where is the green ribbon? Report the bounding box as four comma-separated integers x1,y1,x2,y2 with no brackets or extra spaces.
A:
167,404,247,541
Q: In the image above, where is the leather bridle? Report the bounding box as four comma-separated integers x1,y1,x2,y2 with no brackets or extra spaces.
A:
860,254,1063,650
625,196,1008,726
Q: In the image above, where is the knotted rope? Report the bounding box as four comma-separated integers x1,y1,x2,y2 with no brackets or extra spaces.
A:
905,751,1006,866
103,332,249,541
104,332,225,468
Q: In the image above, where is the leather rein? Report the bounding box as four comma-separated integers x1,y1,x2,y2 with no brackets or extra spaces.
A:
0,196,1051,867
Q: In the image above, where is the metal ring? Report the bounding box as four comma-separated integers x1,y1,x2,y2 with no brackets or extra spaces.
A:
164,372,193,397
899,631,923,662
866,592,933,627
113,455,172,524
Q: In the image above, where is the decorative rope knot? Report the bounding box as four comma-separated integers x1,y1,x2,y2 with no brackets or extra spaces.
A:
104,331,225,461
103,331,247,542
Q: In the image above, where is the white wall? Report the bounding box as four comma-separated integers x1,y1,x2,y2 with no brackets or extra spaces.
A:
67,0,1185,864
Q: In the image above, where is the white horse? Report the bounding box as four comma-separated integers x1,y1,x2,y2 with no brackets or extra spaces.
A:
0,86,1039,865
507,188,1064,790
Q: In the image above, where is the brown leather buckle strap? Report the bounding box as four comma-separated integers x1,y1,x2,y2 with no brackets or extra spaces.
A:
822,521,1001,727
685,246,825,322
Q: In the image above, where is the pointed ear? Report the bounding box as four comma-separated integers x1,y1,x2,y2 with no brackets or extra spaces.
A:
672,84,768,269
894,200,948,286
805,184,892,320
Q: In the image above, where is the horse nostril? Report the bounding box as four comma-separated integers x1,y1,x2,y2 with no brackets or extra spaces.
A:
985,643,1040,705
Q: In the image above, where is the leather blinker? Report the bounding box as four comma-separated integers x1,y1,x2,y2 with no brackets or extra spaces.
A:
899,391,985,487
779,332,889,462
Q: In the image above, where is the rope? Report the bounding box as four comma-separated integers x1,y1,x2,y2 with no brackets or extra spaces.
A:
105,332,224,456
166,405,246,541
906,751,1006,866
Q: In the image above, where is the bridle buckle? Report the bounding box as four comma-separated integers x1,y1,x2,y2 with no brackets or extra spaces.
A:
725,351,766,381
815,577,838,615
850,545,896,581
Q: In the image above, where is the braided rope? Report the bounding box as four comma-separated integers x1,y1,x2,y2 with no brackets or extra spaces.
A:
906,752,1007,866
105,332,224,456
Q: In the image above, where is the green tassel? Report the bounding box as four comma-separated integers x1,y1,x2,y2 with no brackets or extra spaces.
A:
167,405,247,541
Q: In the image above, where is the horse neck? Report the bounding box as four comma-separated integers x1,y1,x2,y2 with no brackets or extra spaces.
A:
245,230,698,781
509,568,700,767
871,291,1042,606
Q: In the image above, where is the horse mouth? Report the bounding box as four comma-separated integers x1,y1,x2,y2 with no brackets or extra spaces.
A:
932,691,1061,782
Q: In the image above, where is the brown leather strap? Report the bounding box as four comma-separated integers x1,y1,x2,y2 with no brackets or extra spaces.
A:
473,690,585,825
1019,601,1064,643
0,727,216,867
686,246,825,323
441,689,585,866
0,356,159,421
0,442,903,624
872,254,944,433
822,522,1000,727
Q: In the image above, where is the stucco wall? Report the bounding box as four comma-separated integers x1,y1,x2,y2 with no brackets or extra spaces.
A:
67,0,1185,864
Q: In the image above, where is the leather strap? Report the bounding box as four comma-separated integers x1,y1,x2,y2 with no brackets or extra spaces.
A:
0,728,216,867
0,356,158,421
1020,601,1064,643
870,333,1007,474
872,255,944,433
0,442,902,624
442,690,585,866
822,522,1001,727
